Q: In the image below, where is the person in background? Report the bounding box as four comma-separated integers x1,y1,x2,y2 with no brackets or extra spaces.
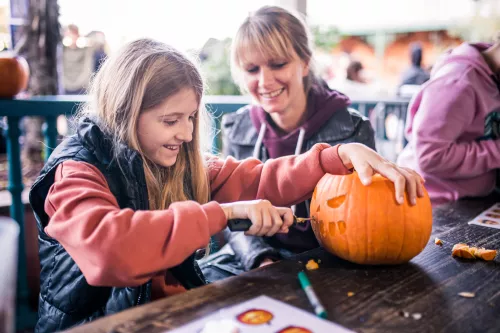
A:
86,30,108,73
30,38,423,332
346,60,366,83
329,58,380,98
199,5,386,282
399,42,430,87
397,34,500,204
62,24,95,94
397,42,430,97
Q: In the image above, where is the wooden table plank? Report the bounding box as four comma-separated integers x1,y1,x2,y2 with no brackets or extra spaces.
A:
64,195,500,333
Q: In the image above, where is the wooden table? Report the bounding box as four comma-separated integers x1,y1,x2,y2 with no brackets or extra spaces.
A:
65,195,500,333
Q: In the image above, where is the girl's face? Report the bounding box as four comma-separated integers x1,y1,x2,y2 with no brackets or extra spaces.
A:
240,49,309,116
137,88,198,167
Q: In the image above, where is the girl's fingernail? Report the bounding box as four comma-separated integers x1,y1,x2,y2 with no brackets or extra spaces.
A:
411,197,416,205
399,196,404,204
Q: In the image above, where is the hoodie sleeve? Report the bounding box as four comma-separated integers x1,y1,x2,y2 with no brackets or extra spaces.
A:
412,80,500,178
207,143,351,205
44,160,227,287
207,143,351,271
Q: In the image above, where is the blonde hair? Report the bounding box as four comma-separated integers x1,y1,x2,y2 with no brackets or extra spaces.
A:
231,5,316,93
79,38,211,213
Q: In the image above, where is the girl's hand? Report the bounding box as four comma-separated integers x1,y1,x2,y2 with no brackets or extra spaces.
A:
220,200,294,236
338,143,425,205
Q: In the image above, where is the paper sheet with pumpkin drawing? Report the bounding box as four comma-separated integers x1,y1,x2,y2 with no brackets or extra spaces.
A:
468,203,500,230
166,296,353,333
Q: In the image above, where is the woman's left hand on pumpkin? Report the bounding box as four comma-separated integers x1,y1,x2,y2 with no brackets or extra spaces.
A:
337,143,425,205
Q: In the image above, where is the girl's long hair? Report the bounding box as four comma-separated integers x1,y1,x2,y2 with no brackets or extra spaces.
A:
78,38,211,212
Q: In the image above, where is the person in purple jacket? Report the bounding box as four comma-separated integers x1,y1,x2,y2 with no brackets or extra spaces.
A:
397,35,500,204
199,5,377,282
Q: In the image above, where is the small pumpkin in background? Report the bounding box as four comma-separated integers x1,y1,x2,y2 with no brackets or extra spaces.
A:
0,52,30,98
310,172,432,265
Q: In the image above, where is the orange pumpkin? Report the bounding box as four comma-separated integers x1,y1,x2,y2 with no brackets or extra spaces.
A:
310,172,432,265
0,53,30,98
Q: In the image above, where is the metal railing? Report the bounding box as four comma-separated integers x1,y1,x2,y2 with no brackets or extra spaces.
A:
0,94,410,328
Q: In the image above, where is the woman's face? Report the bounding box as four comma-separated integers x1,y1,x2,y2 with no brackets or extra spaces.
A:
240,49,309,116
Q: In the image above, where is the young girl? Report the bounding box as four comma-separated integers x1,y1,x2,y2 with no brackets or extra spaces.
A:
200,5,376,281
29,38,422,332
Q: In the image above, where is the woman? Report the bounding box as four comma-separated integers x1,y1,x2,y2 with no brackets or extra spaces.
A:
199,6,378,281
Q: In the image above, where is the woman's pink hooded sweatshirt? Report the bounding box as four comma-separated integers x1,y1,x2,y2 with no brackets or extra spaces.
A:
397,43,500,204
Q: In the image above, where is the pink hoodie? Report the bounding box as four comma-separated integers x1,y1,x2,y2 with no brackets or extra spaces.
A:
397,43,500,204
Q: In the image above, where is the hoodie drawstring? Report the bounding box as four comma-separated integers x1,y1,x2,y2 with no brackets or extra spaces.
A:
295,128,306,155
253,123,266,159
291,128,306,214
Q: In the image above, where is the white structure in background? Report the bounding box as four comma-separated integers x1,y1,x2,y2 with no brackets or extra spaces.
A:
274,0,307,14
0,1,10,50
459,0,500,42
56,0,491,55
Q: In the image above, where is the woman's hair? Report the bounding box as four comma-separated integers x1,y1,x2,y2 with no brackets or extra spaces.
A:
230,5,316,93
346,60,363,82
78,38,211,212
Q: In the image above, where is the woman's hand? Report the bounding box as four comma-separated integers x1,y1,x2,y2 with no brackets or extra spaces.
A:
220,200,294,236
338,143,425,205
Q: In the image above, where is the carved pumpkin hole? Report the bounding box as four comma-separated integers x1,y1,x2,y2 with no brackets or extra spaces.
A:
328,221,336,236
319,220,326,237
327,195,346,208
316,205,321,212
337,221,346,234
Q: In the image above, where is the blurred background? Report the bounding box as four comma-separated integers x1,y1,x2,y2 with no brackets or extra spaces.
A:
2,0,500,98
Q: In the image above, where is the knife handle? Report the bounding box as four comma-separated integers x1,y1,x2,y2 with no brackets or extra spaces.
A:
227,219,252,232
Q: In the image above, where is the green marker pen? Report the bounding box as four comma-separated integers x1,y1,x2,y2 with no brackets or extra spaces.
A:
298,271,327,318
